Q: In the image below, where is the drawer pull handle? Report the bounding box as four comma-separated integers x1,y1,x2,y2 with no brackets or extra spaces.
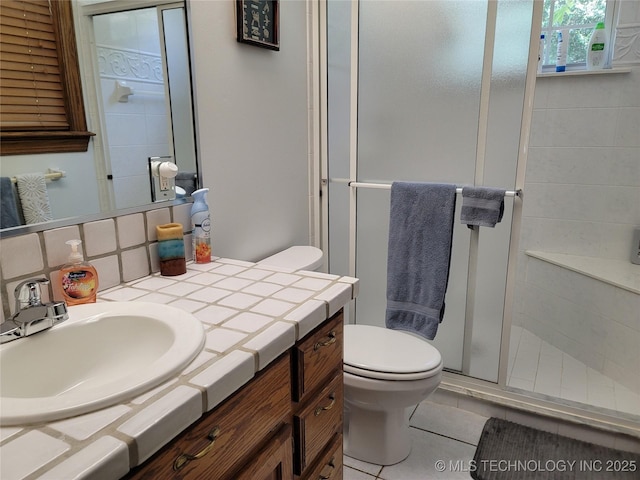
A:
314,394,336,416
173,427,221,471
314,331,337,351
319,456,336,479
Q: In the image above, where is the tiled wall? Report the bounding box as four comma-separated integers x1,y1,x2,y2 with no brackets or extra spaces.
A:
520,68,640,260
518,257,640,394
513,13,640,396
0,203,193,322
514,65,640,392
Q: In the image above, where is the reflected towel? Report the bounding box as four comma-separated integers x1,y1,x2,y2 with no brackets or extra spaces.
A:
385,182,457,340
460,186,506,228
15,173,53,224
1,177,21,228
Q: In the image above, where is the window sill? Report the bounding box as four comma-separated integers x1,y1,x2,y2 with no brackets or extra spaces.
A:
537,67,631,78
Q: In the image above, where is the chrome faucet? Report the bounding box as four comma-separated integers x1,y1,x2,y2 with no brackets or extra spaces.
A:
0,279,68,344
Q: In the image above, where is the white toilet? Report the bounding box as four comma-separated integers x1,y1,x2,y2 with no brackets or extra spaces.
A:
343,325,442,465
258,246,443,466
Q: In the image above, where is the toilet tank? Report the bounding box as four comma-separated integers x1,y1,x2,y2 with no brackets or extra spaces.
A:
257,246,323,271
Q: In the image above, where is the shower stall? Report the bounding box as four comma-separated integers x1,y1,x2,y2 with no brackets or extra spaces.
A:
322,0,639,434
325,0,533,383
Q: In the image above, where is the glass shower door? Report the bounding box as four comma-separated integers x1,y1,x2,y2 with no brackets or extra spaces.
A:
327,0,534,382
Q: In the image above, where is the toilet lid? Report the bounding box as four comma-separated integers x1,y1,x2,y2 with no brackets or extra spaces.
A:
344,324,442,377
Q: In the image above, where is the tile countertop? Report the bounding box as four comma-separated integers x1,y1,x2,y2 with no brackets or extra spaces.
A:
0,257,359,480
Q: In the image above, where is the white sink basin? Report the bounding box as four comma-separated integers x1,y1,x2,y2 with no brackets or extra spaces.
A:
0,302,205,426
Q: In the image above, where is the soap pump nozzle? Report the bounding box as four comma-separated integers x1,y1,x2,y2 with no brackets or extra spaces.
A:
66,239,84,264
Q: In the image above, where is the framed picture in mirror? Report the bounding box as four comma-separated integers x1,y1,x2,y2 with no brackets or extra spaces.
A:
236,0,279,51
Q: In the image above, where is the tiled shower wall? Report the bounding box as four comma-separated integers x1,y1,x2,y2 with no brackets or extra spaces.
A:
0,203,192,322
517,257,640,395
513,7,640,395
513,64,640,393
520,68,640,260
519,2,639,260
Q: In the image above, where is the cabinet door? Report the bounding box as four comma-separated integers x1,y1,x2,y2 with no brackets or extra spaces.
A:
234,424,293,480
292,311,343,403
301,433,343,480
293,372,343,474
126,354,291,480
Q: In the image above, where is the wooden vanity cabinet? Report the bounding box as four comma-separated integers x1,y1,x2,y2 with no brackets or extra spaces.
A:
125,310,344,480
292,311,344,478
300,433,343,480
125,353,291,480
234,423,293,480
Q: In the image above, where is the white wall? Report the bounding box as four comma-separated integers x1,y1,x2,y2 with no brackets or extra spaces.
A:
0,150,100,223
189,0,312,262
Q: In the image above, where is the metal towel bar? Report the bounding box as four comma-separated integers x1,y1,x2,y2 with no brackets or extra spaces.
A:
10,170,65,184
344,180,521,197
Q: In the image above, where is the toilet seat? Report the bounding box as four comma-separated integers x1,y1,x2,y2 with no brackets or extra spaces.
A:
344,324,442,381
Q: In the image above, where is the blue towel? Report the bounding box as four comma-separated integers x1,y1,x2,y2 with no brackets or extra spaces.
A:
460,186,506,228
385,182,457,340
0,177,21,228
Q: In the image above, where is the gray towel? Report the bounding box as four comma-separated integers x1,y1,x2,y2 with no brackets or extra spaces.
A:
1,177,21,228
15,173,53,224
385,182,457,340
460,186,506,228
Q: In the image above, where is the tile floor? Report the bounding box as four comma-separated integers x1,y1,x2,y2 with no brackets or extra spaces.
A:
344,401,488,479
508,326,640,419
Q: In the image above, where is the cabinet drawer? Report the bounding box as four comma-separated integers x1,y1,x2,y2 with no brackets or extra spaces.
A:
233,424,293,480
292,311,343,403
294,372,343,475
301,433,343,480
127,353,291,480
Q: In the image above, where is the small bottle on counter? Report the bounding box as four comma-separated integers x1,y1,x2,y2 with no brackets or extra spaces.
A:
191,188,212,264
60,239,98,305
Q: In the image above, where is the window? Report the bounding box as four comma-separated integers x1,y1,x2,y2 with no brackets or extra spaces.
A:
0,0,94,155
540,0,614,67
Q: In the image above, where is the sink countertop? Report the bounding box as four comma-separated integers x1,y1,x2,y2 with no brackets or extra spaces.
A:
0,257,358,480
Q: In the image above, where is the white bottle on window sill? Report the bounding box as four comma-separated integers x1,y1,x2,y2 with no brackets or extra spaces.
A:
537,33,546,74
556,30,568,72
586,22,606,70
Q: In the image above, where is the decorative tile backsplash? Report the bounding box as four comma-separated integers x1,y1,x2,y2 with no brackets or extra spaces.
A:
0,203,193,320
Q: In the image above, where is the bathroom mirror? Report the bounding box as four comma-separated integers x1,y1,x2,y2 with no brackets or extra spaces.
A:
0,0,199,235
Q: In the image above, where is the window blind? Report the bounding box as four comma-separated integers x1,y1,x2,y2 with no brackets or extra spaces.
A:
0,0,69,131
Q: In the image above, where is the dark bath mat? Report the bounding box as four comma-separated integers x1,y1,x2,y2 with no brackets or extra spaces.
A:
471,418,640,480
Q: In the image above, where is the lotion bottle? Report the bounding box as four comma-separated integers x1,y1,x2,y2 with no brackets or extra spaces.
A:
191,188,211,263
556,30,568,72
60,239,98,305
537,33,546,74
586,22,606,70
